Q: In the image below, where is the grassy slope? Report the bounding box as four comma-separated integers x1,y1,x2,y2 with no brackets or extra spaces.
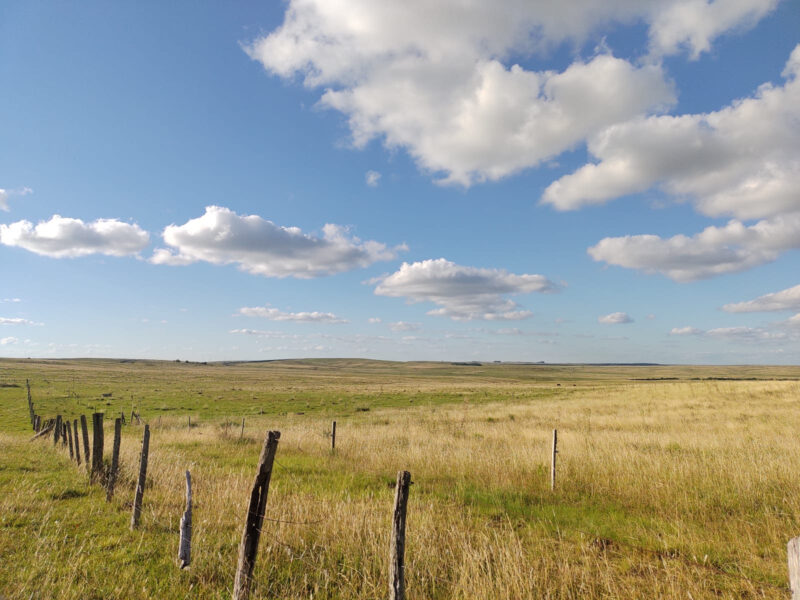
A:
1,358,800,599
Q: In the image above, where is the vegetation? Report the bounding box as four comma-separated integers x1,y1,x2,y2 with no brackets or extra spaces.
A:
1,358,800,598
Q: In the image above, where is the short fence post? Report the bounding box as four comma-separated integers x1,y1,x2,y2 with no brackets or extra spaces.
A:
233,430,281,600
131,424,150,529
80,415,90,466
66,420,74,459
73,419,81,465
121,411,126,426
390,470,412,600
240,417,245,440
53,415,62,447
331,420,336,451
551,429,558,492
789,537,800,599
179,470,192,569
91,413,104,484
106,418,122,501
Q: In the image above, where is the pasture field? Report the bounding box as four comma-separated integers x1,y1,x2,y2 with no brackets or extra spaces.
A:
2,358,800,599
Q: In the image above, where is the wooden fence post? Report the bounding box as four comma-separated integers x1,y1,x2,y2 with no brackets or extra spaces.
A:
106,418,122,501
551,429,558,492
131,424,150,529
121,411,126,426
240,418,245,440
331,420,336,451
179,470,192,569
66,420,74,459
53,415,62,447
233,430,281,600
91,413,104,484
789,536,800,599
390,470,412,600
80,415,90,466
73,419,81,465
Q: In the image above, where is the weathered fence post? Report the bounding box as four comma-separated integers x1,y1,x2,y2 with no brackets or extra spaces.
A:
240,418,245,440
131,424,150,530
331,420,336,451
73,419,81,465
390,470,412,600
551,429,558,492
34,415,40,433
233,430,281,600
91,413,104,483
179,470,192,569
120,411,126,426
66,420,74,459
106,418,122,501
789,536,800,599
80,415,90,466
53,415,62,447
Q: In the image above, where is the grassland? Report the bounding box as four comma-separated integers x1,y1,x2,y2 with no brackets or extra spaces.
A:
2,358,800,599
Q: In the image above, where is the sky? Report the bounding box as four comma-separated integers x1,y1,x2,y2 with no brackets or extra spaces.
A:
1,0,799,364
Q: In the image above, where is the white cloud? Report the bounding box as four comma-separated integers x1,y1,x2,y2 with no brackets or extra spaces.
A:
365,170,382,187
390,321,421,332
1,298,21,303
374,258,557,321
250,2,776,185
229,329,303,339
0,317,42,326
0,215,148,258
1,336,18,345
670,326,703,335
598,312,633,324
647,0,780,59
0,186,32,212
588,214,800,282
151,206,401,278
237,305,349,324
368,317,382,324
723,283,800,313
543,44,800,220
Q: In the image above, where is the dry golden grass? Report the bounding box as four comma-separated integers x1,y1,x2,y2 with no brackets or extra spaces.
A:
2,362,800,598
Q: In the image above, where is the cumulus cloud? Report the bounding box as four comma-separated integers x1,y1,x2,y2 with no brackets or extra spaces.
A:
0,215,149,258
588,214,800,282
0,317,42,326
598,312,633,324
252,2,778,185
368,317,382,324
374,258,557,321
0,186,32,212
151,206,401,278
365,171,382,187
544,44,800,219
1,336,18,345
723,283,800,313
236,305,349,324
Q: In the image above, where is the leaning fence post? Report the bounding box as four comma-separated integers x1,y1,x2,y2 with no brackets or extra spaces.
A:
233,430,281,600
789,537,800,599
106,418,122,501
91,413,104,484
73,419,81,465
179,470,192,569
390,470,412,600
80,415,90,466
131,424,150,529
331,420,336,451
551,429,558,492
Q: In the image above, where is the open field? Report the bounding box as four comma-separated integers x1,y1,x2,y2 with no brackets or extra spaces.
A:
2,358,800,599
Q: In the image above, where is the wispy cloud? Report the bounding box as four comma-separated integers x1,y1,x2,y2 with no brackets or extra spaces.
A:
0,186,32,212
0,317,42,326
723,283,800,313
237,305,348,324
598,312,633,324
365,170,381,187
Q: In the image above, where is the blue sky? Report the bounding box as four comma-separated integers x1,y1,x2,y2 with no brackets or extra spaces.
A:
1,0,799,363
